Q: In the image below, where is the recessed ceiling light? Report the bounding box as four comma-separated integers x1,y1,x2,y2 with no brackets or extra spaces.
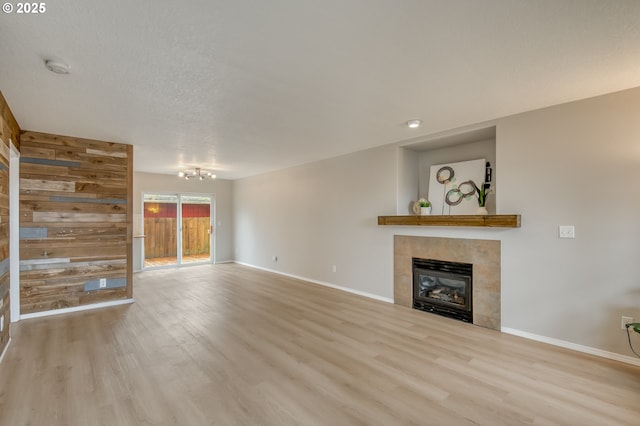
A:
407,119,422,129
44,59,71,74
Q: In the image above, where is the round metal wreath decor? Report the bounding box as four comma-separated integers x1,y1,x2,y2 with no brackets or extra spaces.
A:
445,180,477,206
436,166,455,184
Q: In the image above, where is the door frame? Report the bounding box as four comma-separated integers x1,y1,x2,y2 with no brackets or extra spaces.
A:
9,140,20,322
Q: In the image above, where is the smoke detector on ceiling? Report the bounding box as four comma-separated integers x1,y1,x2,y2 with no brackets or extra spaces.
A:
44,59,71,74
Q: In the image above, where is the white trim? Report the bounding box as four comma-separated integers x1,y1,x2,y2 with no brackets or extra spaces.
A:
234,261,394,304
20,257,71,265
501,327,640,367
214,260,235,264
9,141,20,323
211,196,216,264
20,299,135,320
0,337,11,364
177,194,183,264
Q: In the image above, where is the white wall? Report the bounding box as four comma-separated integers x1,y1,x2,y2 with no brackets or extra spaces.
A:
232,86,640,358
133,172,234,269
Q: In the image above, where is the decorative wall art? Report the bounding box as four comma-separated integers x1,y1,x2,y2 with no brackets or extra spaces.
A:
428,159,486,215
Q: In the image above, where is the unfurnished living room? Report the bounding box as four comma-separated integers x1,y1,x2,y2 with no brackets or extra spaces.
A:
1,1,640,425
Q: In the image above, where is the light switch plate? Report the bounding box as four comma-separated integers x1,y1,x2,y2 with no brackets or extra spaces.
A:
559,225,575,238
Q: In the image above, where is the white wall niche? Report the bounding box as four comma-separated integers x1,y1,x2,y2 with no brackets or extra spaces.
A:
397,125,497,215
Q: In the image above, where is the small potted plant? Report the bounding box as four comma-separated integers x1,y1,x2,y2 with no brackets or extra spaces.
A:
418,198,431,215
471,182,493,215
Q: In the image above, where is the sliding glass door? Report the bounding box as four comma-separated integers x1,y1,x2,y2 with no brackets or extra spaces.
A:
143,193,214,268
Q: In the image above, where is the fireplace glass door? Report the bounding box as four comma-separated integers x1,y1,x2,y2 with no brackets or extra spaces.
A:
412,258,472,322
414,270,470,311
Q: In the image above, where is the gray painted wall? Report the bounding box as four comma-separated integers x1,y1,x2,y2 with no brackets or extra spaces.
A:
497,87,640,355
396,146,418,215
234,144,398,299
133,172,234,269
232,86,640,358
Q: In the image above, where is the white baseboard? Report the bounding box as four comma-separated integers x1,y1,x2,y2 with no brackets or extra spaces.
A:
20,298,135,321
215,260,235,264
0,337,11,364
501,327,640,367
233,261,394,304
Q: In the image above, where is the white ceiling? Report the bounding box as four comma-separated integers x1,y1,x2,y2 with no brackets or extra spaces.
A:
1,0,640,179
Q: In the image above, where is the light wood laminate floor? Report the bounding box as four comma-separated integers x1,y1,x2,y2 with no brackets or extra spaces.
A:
1,264,639,425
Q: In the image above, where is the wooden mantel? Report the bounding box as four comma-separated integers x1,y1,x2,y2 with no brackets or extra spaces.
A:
377,214,521,228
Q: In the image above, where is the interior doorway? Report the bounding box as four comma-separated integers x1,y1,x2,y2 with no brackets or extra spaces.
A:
143,193,214,268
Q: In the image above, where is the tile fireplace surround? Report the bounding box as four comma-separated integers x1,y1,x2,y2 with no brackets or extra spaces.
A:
394,235,501,330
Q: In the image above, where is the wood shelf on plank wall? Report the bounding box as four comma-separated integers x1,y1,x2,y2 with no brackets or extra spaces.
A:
377,215,521,228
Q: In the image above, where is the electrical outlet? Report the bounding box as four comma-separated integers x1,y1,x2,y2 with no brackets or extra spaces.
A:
272,255,278,262
332,265,337,273
99,278,107,288
621,316,634,330
558,225,575,238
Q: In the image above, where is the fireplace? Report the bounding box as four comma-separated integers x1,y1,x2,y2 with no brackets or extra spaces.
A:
395,236,500,330
412,258,473,323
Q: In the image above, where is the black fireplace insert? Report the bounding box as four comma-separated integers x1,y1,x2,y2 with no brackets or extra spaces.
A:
412,258,472,323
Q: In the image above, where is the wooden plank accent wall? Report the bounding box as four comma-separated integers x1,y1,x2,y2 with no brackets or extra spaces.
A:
0,91,19,356
19,131,133,314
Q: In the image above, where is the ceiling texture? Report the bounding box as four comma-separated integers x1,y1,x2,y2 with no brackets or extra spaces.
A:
1,0,640,179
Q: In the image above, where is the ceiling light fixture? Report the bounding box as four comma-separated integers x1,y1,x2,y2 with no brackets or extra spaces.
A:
44,59,71,74
179,167,217,180
407,119,422,129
